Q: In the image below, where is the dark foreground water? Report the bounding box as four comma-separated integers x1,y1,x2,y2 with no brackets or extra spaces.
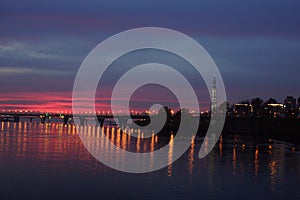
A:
0,121,300,200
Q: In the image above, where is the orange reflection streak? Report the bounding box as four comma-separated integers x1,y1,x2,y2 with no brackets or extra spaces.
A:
149,133,155,170
6,122,11,152
113,127,121,165
254,146,259,175
121,129,127,150
143,132,147,152
269,160,277,191
68,124,72,135
17,126,23,156
18,122,22,132
188,136,195,175
96,126,100,138
136,130,141,153
98,126,104,154
1,121,4,131
88,126,92,138
202,136,209,156
24,122,27,133
150,133,155,152
104,127,110,161
219,135,223,157
167,134,174,177
110,127,115,152
233,146,237,175
13,122,16,131
127,129,131,148
115,127,121,148
105,127,110,138
21,124,27,157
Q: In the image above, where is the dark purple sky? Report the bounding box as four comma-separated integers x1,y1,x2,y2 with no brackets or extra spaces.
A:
0,0,299,111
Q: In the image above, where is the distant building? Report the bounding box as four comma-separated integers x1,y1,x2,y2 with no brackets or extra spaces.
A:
284,96,297,118
233,104,252,117
265,103,284,118
211,76,217,114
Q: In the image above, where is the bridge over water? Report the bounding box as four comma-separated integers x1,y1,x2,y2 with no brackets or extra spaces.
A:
0,111,153,127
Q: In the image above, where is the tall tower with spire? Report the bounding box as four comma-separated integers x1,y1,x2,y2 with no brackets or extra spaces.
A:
211,75,217,113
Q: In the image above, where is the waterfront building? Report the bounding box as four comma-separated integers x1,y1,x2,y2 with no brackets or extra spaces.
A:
284,96,297,118
265,103,284,118
233,103,252,117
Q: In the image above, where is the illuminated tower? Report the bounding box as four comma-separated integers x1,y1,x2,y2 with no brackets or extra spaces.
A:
211,76,217,113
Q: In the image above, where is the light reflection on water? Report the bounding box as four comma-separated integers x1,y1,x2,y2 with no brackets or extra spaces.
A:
0,121,300,199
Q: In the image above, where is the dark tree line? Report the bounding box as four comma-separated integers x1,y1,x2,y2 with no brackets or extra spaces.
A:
235,96,300,118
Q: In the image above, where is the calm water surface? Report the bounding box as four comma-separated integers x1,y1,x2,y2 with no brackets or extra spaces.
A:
0,121,300,200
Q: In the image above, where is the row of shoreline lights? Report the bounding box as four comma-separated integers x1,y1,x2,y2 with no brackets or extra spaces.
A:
1,109,204,115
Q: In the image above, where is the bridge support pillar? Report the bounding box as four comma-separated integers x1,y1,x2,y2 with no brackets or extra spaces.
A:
96,117,105,127
79,116,85,126
13,115,20,122
63,115,71,125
